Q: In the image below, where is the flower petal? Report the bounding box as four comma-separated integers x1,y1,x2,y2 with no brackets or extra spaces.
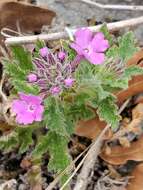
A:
19,93,42,105
70,43,83,55
84,51,105,65
12,100,26,114
91,32,109,52
16,112,34,125
74,28,93,49
34,105,44,121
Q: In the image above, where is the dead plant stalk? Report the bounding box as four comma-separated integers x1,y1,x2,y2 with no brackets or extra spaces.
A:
3,16,143,45
80,0,143,11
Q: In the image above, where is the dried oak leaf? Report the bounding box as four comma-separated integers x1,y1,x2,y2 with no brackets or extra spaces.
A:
126,163,143,190
75,116,112,140
100,135,143,165
0,1,56,55
0,1,55,33
109,103,143,144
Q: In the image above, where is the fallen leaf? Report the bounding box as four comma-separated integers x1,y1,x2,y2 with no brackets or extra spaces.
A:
117,80,143,105
75,116,112,139
0,1,55,33
109,103,143,143
0,1,56,57
100,135,143,165
126,163,143,190
127,49,143,67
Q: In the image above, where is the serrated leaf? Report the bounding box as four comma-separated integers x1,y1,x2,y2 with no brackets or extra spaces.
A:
11,46,33,71
44,97,69,136
4,60,26,81
118,32,138,61
97,97,120,129
107,32,138,61
62,40,76,60
0,131,18,152
33,131,70,172
13,80,39,95
47,132,70,172
18,127,33,153
124,65,143,80
100,24,113,45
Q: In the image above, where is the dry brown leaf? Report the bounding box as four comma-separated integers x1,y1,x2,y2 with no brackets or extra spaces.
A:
0,1,55,33
75,116,111,139
0,1,55,56
126,163,143,190
110,103,143,143
117,80,143,105
100,135,143,165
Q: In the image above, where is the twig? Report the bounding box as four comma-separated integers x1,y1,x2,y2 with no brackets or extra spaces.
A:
72,98,130,190
3,16,143,45
80,0,143,11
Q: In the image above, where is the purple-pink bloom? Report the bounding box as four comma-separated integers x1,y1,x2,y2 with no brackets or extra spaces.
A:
50,86,61,95
12,93,44,125
64,78,74,88
71,29,109,65
58,51,66,61
27,74,37,83
39,47,48,57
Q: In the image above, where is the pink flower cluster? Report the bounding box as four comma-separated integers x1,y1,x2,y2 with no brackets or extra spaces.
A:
12,28,109,125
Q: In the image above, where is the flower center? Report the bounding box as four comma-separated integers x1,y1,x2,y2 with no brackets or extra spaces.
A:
28,104,36,112
83,48,89,53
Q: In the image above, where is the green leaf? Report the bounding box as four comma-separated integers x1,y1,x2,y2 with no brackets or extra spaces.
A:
107,32,138,61
33,131,70,172
124,65,143,80
0,131,18,152
97,96,120,129
100,24,113,45
18,127,33,153
4,60,26,81
11,46,33,71
62,40,76,61
47,132,70,172
44,97,69,136
12,80,39,95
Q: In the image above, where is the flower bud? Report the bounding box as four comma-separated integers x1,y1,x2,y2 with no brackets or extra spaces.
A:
58,51,66,61
64,78,74,88
27,74,37,83
39,47,48,57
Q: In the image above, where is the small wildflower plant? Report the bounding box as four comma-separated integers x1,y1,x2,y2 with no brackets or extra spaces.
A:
1,25,143,180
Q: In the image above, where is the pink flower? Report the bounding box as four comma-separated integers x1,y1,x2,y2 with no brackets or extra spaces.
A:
64,78,74,88
39,47,48,57
12,93,44,125
58,51,66,61
27,74,37,83
50,86,61,95
71,29,109,64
